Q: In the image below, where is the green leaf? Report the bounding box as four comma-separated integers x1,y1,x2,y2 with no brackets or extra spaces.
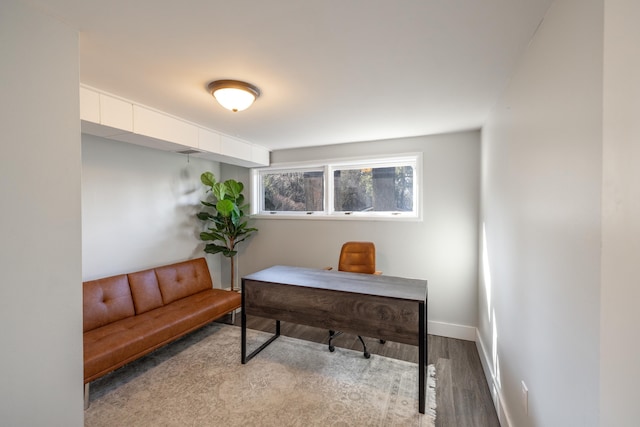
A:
243,226,258,234
212,182,226,201
225,180,242,199
200,201,215,207
231,204,241,219
197,212,212,221
209,228,227,242
203,244,227,255
200,231,224,241
221,249,238,258
235,235,250,244
216,199,234,217
201,172,216,188
236,227,257,238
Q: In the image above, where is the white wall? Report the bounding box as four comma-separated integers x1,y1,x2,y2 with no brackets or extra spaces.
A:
600,0,640,425
81,134,224,285
225,131,481,339
480,0,603,426
0,1,83,425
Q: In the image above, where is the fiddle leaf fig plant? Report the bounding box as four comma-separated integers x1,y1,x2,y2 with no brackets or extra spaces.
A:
197,171,257,291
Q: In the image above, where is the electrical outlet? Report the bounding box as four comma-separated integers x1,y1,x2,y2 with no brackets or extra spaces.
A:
521,381,529,415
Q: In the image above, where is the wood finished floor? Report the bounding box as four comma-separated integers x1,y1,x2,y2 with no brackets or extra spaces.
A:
237,315,501,427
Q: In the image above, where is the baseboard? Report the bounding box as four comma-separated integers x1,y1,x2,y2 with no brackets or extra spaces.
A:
475,330,513,427
427,320,477,341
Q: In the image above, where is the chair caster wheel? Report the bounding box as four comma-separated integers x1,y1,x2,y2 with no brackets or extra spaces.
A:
380,339,386,344
329,345,335,352
364,352,371,359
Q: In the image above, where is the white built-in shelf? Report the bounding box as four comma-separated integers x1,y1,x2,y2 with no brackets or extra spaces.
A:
80,85,270,168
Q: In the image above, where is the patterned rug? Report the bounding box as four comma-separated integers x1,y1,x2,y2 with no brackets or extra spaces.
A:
85,323,436,426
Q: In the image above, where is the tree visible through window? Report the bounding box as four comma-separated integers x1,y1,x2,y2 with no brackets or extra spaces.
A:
253,155,419,218
333,166,413,212
262,170,323,212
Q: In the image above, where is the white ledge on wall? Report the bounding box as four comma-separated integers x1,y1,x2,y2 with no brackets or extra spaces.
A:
79,85,270,168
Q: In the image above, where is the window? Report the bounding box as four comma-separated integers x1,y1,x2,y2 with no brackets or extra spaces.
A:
252,154,420,219
333,165,414,213
260,169,324,213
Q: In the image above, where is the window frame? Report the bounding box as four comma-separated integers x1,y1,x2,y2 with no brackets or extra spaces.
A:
255,165,327,216
251,153,422,220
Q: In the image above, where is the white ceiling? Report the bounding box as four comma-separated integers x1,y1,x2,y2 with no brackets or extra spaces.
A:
30,0,553,151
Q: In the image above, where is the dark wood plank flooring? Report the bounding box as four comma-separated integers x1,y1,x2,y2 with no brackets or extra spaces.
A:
237,315,501,427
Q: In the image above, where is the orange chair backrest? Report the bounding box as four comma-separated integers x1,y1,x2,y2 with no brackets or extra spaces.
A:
338,241,377,274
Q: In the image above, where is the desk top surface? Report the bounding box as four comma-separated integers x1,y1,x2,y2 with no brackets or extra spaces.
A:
242,265,427,302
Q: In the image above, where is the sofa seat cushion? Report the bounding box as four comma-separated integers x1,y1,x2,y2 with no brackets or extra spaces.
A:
84,288,241,382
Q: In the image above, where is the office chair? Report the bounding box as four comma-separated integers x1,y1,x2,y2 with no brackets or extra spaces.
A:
326,241,385,358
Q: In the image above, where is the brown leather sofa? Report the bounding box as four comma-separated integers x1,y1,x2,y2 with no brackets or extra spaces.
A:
83,257,240,407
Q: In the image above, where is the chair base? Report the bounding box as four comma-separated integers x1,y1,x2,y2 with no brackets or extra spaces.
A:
328,330,371,358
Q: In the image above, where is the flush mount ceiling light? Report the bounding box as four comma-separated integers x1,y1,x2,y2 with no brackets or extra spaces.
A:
207,80,260,112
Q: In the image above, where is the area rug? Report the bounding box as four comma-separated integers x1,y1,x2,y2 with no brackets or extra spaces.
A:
85,323,436,426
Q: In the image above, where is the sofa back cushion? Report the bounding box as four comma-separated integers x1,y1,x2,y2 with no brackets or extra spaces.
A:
155,258,213,304
128,268,164,314
83,275,135,332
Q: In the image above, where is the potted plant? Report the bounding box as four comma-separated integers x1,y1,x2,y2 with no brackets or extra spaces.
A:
197,171,257,291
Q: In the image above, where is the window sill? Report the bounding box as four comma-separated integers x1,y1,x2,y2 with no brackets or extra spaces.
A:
251,213,422,222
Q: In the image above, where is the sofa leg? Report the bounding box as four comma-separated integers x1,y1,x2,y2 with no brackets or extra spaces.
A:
84,382,90,409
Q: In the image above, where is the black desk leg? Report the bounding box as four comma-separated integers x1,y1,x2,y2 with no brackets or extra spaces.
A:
242,319,280,364
241,278,247,363
241,280,282,364
418,300,426,414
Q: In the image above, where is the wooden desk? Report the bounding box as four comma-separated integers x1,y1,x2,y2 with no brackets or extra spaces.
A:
241,265,428,413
